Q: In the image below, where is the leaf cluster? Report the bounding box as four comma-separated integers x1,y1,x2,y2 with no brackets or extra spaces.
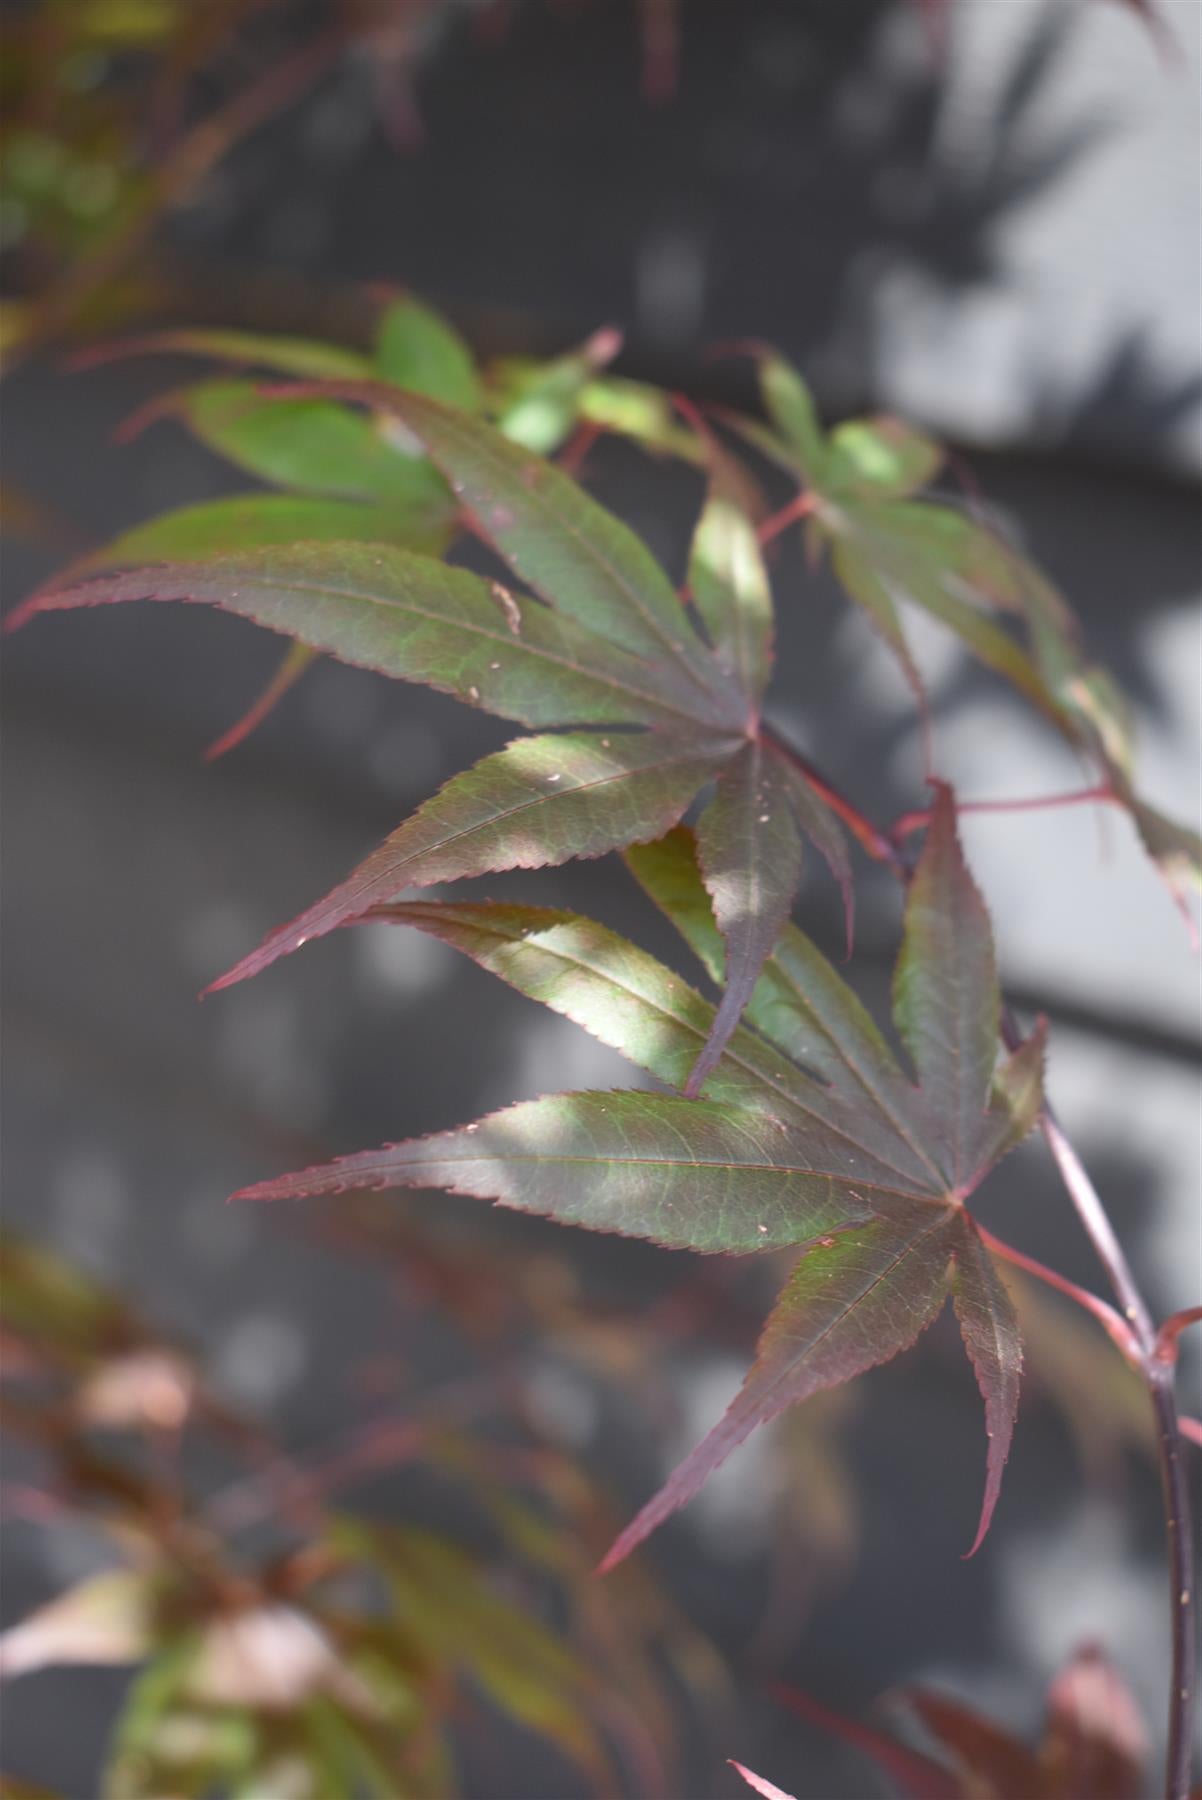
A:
0,1233,713,1799
11,297,1200,1573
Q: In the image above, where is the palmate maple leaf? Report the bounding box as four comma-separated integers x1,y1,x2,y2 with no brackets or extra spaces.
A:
10,385,852,1089
231,786,1045,1569
739,353,1202,930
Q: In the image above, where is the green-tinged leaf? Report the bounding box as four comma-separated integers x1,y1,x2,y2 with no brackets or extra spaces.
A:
234,1088,878,1254
689,739,804,1094
0,1776,63,1799
368,899,809,1114
825,416,943,499
893,783,1000,1191
1129,795,1202,916
626,827,916,1125
253,382,740,719
624,826,729,981
235,787,1040,1560
492,328,622,454
1065,665,1134,776
687,468,773,703
73,492,456,572
12,545,709,731
949,1216,1023,1553
368,896,946,1199
180,380,453,508
825,498,1070,728
827,532,926,701
758,355,828,486
344,1526,610,1789
0,1230,128,1357
0,1570,154,1678
102,1637,203,1800
373,296,481,412
88,327,372,380
970,1020,1047,1181
213,729,735,990
302,1694,422,1800
600,1203,957,1568
576,375,702,461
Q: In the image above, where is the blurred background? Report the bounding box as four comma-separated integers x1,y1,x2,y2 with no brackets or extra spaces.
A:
2,1,1200,1794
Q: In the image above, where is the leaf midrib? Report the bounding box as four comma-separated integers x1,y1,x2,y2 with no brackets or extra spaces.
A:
424,911,946,1196
181,565,709,728
332,1145,938,1206
321,736,731,920
415,401,738,722
745,1207,954,1420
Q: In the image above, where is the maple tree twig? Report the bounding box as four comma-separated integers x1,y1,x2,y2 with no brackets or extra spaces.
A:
890,783,1117,841
1010,1060,1197,1800
974,1225,1138,1359
766,738,1195,1798
762,727,903,870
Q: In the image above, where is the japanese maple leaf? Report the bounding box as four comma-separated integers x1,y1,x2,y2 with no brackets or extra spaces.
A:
741,352,1201,927
775,1641,1147,1800
9,386,851,1086
230,785,1044,1568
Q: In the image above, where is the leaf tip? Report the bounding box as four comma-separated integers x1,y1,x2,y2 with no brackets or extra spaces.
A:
3,595,41,635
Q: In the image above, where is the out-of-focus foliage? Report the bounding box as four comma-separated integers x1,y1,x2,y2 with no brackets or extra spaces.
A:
13,287,1200,1574
0,0,685,359
774,1642,1150,1799
0,1232,728,1797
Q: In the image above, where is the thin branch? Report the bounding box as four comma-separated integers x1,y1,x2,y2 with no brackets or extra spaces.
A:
780,747,1195,1797
757,490,817,549
763,727,904,870
975,1225,1139,1361
1156,1308,1202,1366
891,784,1116,842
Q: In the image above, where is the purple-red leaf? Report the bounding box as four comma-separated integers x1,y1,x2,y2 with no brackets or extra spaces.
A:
681,736,853,1096
234,1089,876,1256
949,1216,1023,1556
1040,1645,1147,1800
250,380,743,725
600,1202,957,1569
904,1691,1044,1799
211,729,734,991
9,545,703,732
772,1684,961,1800
729,1762,797,1800
894,783,1000,1193
233,780,1040,1561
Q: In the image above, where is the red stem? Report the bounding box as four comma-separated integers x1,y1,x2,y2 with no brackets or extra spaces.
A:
974,1225,1139,1361
764,727,904,870
1000,1016,1194,1800
758,490,817,548
892,784,1116,841
1156,1307,1202,1364
778,746,1194,1796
